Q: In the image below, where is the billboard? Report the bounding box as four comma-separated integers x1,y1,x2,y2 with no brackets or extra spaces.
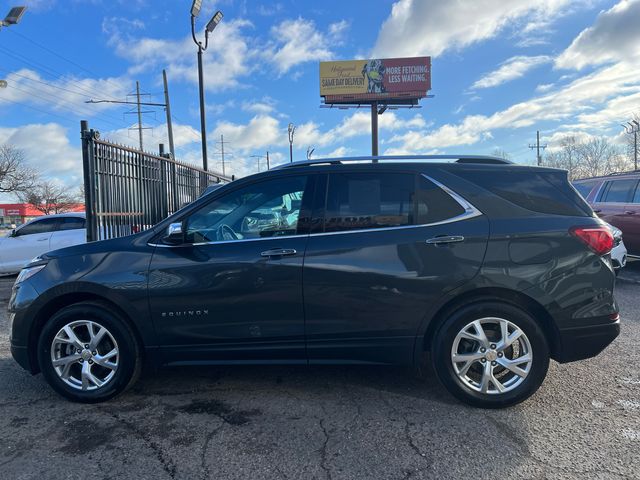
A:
320,57,431,104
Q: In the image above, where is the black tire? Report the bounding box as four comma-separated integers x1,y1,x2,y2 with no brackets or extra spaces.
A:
37,301,142,403
431,301,549,409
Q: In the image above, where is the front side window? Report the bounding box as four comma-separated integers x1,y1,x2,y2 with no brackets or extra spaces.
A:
15,217,58,236
184,175,310,243
600,179,638,203
324,173,414,233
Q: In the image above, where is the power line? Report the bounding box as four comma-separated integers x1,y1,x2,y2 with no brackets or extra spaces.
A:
5,28,127,94
0,45,122,102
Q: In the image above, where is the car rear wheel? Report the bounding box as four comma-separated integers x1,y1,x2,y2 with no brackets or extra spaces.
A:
431,301,549,408
37,301,141,403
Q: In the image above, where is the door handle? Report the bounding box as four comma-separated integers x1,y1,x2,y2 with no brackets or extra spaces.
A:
593,209,602,214
625,210,636,215
260,248,297,257
36,238,48,242
426,235,465,245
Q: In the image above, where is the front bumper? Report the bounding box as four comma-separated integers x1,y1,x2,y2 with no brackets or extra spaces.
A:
556,315,620,363
10,343,34,372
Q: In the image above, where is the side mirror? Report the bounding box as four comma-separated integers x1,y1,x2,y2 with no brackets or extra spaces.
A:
163,222,185,245
10,229,16,237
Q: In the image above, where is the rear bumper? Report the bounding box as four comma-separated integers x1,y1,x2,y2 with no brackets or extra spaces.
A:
556,316,620,363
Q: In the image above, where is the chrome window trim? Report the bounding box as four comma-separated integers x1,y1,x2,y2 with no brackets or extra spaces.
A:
148,174,483,248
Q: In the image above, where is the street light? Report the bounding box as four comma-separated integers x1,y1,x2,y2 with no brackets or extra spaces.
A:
1,6,26,28
288,123,296,163
191,2,223,171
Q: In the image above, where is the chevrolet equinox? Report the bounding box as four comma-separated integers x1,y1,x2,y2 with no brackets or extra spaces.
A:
9,156,620,408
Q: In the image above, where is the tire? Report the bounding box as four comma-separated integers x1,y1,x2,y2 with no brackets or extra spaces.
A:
37,301,142,403
431,301,549,409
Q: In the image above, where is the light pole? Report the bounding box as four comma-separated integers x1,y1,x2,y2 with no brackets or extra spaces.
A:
191,2,223,171
288,123,296,163
0,6,26,29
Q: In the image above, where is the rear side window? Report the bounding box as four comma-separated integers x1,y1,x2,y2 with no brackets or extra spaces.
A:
598,179,638,203
452,169,591,216
573,181,597,199
324,173,413,232
323,173,467,233
58,217,86,230
633,184,640,204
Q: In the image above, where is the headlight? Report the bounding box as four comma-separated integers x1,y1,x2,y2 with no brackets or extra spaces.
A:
15,264,47,284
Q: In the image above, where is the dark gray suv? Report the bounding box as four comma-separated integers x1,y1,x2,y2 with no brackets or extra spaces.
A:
9,156,619,408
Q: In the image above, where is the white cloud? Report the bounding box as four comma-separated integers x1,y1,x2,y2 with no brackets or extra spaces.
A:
386,59,640,152
471,55,552,90
104,17,256,92
371,0,574,57
0,123,80,177
268,18,346,74
536,83,555,93
556,0,640,70
0,68,130,116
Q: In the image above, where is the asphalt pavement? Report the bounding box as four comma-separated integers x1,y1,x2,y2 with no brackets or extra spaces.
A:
0,268,638,480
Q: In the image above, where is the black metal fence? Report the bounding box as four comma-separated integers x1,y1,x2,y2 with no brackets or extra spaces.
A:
81,120,232,241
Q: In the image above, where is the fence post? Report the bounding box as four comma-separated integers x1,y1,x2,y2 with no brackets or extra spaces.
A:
81,120,97,242
159,144,169,219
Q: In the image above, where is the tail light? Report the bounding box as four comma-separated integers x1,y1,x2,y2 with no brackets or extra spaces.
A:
570,226,613,256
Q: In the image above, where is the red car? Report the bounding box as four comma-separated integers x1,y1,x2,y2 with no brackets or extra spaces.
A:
574,172,640,256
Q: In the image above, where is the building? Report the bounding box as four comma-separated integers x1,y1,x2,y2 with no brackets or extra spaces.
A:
0,203,84,227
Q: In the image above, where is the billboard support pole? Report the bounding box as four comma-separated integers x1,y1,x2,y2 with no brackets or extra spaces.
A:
371,101,379,160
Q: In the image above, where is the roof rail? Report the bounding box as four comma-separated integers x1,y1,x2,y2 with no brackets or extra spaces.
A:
276,155,513,169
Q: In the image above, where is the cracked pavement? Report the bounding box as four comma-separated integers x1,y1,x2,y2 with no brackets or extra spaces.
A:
0,270,639,480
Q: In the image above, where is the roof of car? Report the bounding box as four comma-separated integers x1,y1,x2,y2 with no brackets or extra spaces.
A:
574,171,640,182
24,212,86,222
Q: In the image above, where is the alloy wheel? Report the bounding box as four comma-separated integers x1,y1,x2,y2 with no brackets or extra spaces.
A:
450,317,533,395
50,320,119,391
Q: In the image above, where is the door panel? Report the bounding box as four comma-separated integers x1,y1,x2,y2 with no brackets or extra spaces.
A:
303,171,489,365
148,237,309,363
303,218,489,365
148,174,315,364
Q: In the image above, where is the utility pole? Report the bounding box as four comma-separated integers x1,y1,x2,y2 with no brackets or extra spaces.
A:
135,81,144,151
162,70,175,159
87,82,162,151
220,134,225,176
214,135,231,176
266,151,270,170
528,130,547,166
622,120,639,171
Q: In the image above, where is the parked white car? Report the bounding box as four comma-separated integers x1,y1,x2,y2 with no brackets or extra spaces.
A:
0,213,86,275
607,223,627,274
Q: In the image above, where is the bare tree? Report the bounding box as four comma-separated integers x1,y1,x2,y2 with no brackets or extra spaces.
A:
542,135,626,180
490,148,512,161
17,180,81,215
0,145,37,194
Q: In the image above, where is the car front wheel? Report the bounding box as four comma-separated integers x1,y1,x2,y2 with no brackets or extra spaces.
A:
431,301,550,408
37,301,141,403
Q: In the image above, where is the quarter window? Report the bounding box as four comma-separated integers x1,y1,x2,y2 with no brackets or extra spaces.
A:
600,179,638,203
416,176,465,224
185,175,310,243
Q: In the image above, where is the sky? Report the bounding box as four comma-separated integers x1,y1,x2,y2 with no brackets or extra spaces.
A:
1,0,639,201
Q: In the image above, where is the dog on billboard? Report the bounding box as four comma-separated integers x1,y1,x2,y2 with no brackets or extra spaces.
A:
362,59,386,94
